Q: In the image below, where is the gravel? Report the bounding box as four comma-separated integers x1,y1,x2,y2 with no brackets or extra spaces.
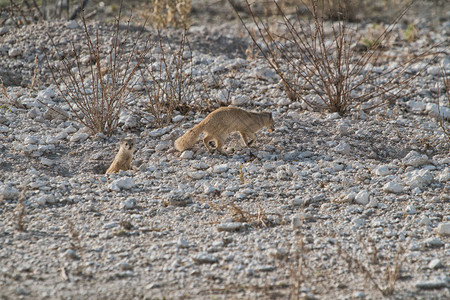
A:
0,2,449,299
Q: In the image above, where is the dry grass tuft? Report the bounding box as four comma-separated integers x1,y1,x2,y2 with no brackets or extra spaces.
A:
15,186,27,232
337,240,406,296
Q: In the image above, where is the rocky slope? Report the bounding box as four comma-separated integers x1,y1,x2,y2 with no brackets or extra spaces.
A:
0,3,449,299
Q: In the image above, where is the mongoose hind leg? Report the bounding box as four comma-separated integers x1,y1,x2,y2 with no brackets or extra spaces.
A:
203,135,215,153
239,132,250,147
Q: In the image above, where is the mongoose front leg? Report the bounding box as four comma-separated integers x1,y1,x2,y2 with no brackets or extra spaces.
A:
215,137,229,155
246,132,256,147
239,132,250,147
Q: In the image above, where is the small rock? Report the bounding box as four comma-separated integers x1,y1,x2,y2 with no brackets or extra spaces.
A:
415,278,448,289
70,132,89,143
66,20,79,29
122,197,136,209
65,249,80,260
355,190,370,205
187,171,205,180
267,248,288,259
438,167,450,182
0,27,9,36
8,47,22,57
406,205,417,214
180,150,193,159
374,165,392,176
40,158,54,167
109,177,135,191
383,181,403,194
217,222,244,232
334,142,351,155
177,238,190,249
292,215,302,229
24,136,39,145
2,185,20,200
402,150,428,167
422,237,444,248
192,253,218,264
213,164,229,174
292,197,303,206
428,259,443,269
278,98,291,106
435,222,450,236
231,95,249,106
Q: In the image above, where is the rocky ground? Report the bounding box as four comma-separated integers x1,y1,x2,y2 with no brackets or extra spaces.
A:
0,1,449,299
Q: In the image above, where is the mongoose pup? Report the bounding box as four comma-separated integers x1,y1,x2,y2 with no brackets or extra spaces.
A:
174,106,274,155
105,137,136,174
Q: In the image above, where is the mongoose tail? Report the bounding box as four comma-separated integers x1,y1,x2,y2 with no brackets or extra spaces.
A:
174,122,204,151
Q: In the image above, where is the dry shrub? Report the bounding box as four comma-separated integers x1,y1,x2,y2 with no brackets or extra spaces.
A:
141,0,191,29
0,0,89,25
337,240,406,296
438,70,450,141
139,29,195,127
230,0,432,115
46,2,153,136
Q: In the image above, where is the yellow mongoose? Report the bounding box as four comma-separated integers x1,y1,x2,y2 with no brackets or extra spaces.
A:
105,137,136,174
174,107,274,154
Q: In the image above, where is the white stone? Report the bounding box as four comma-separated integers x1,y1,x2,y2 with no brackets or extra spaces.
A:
292,215,302,229
109,177,135,191
213,164,229,173
203,184,217,194
383,181,403,194
277,98,291,106
66,20,79,29
407,100,426,113
427,66,440,75
428,259,443,269
187,171,205,180
438,167,450,182
402,150,428,167
405,169,433,188
334,142,351,155
436,222,450,236
406,205,417,214
2,186,19,200
8,47,22,57
231,95,250,106
172,115,184,122
180,150,193,159
327,112,340,120
426,103,450,120
56,131,68,140
123,197,136,209
148,127,170,137
70,132,89,143
217,222,244,232
355,190,370,205
192,253,217,264
292,197,303,206
177,237,189,248
24,136,39,145
40,158,54,166
37,88,55,101
374,165,392,176
36,197,47,205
